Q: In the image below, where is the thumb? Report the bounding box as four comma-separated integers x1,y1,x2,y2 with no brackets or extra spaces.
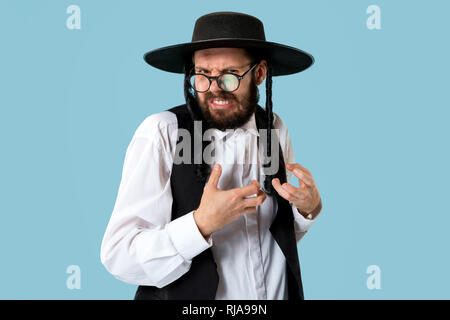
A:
207,163,222,188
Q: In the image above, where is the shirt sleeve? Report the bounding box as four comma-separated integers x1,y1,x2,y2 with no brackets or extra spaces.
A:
100,114,212,288
273,112,322,243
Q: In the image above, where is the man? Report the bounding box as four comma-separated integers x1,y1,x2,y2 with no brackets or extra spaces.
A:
101,11,322,300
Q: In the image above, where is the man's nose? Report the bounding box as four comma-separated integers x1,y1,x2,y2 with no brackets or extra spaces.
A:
209,76,223,93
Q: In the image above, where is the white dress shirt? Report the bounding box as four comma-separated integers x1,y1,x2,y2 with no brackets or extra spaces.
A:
100,109,320,299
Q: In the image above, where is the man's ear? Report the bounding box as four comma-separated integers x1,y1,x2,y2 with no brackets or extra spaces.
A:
255,59,268,86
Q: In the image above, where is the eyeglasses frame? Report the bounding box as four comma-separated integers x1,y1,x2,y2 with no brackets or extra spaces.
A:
188,62,259,93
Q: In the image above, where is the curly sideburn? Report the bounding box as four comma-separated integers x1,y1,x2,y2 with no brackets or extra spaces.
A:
183,61,211,184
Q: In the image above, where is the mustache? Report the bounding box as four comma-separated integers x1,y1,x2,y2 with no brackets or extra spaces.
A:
203,92,237,101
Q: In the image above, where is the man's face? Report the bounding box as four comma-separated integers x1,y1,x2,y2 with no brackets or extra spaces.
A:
192,48,266,131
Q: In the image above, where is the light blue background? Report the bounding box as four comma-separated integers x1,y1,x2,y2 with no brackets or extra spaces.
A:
0,0,449,299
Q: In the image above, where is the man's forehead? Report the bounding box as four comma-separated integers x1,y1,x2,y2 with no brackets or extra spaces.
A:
193,62,251,71
192,47,251,68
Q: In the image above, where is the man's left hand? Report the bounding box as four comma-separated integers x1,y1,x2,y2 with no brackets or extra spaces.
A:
272,163,321,219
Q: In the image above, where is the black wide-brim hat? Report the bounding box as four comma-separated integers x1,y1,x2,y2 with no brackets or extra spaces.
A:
144,11,314,76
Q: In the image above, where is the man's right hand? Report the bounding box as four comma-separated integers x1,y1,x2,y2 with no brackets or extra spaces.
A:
193,163,267,238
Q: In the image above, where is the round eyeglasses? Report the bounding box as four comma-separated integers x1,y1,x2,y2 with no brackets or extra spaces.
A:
189,63,258,93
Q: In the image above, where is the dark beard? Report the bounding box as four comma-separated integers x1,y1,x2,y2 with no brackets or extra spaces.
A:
195,77,260,131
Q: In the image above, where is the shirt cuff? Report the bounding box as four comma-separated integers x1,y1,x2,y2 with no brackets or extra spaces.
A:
291,199,322,233
167,210,213,261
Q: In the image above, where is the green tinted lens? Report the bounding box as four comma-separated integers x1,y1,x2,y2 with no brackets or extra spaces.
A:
219,74,239,91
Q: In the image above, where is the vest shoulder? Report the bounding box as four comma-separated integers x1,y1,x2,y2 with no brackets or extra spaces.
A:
166,103,189,115
165,104,199,130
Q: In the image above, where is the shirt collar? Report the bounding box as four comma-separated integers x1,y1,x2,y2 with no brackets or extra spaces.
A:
211,112,260,141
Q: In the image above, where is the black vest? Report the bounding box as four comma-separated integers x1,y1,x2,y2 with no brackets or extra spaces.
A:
134,104,304,300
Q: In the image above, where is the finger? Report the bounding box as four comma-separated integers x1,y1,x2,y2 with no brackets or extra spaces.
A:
288,162,311,175
243,189,266,207
250,180,261,189
289,172,308,190
240,206,257,215
207,163,222,188
236,182,260,198
281,182,306,202
272,178,294,202
281,182,299,195
286,163,312,178
282,182,310,201
290,168,314,187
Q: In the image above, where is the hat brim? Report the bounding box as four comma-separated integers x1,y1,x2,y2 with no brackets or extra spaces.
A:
143,38,314,76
